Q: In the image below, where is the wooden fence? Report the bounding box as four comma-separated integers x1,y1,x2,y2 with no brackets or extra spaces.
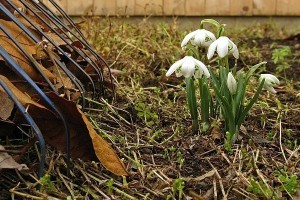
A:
44,0,300,16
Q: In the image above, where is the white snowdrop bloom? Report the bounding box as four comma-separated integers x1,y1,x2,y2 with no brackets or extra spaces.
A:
166,56,210,79
259,74,280,93
181,29,216,48
207,36,239,59
227,72,237,95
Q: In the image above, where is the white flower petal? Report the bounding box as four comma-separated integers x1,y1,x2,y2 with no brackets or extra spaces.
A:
229,42,239,59
166,58,185,76
216,37,229,58
233,48,239,59
264,84,277,93
260,74,280,93
193,31,206,46
204,30,216,42
207,40,218,59
194,59,210,78
181,31,197,47
181,56,196,78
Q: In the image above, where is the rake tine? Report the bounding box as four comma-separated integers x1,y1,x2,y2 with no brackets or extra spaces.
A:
46,0,90,46
0,2,86,105
0,24,58,93
0,44,71,177
20,0,104,88
38,0,115,96
5,0,96,99
0,77,46,179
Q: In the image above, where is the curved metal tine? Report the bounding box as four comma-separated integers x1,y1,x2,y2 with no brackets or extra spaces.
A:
21,0,104,87
39,0,114,96
0,43,71,177
0,2,86,104
0,24,58,93
5,0,96,99
46,0,90,45
36,0,106,96
0,78,46,178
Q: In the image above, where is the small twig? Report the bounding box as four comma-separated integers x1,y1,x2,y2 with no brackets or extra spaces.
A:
10,187,44,200
213,177,217,200
56,167,75,198
232,188,255,200
91,185,111,199
75,161,92,184
279,119,288,164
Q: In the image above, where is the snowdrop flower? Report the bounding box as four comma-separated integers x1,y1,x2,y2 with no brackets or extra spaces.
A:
227,72,237,95
207,36,239,59
259,74,280,93
166,56,210,79
181,29,216,48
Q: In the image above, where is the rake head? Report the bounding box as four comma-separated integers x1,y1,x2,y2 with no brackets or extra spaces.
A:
0,0,113,177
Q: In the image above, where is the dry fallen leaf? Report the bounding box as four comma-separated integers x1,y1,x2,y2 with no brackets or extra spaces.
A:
0,90,14,120
0,145,28,171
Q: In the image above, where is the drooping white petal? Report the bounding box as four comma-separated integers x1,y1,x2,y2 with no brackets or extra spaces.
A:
227,72,237,94
216,37,229,58
181,31,197,47
207,40,218,59
205,30,216,42
264,84,277,93
194,59,210,78
181,56,196,78
193,30,206,46
166,58,185,76
207,36,239,59
232,47,239,59
259,74,280,93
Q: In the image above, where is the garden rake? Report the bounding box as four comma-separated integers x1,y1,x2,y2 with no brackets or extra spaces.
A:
0,0,112,178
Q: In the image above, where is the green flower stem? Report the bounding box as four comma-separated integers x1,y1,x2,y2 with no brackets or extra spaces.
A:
198,78,210,131
225,56,229,72
186,78,199,131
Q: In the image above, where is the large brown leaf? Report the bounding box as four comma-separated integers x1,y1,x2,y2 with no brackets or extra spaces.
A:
0,20,55,83
0,76,128,176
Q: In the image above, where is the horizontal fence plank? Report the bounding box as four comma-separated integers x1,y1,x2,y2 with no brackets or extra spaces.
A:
67,0,93,16
253,0,277,15
205,0,231,15
185,0,205,16
276,0,300,16
163,0,185,16
230,0,253,16
135,0,163,15
93,0,116,15
116,0,135,16
43,0,300,16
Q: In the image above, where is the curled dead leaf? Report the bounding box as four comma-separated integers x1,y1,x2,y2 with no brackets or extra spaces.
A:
0,145,28,171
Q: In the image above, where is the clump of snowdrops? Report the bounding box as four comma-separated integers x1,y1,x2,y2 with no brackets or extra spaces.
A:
166,19,280,148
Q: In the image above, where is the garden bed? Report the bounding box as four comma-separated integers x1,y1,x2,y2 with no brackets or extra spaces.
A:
1,17,299,199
